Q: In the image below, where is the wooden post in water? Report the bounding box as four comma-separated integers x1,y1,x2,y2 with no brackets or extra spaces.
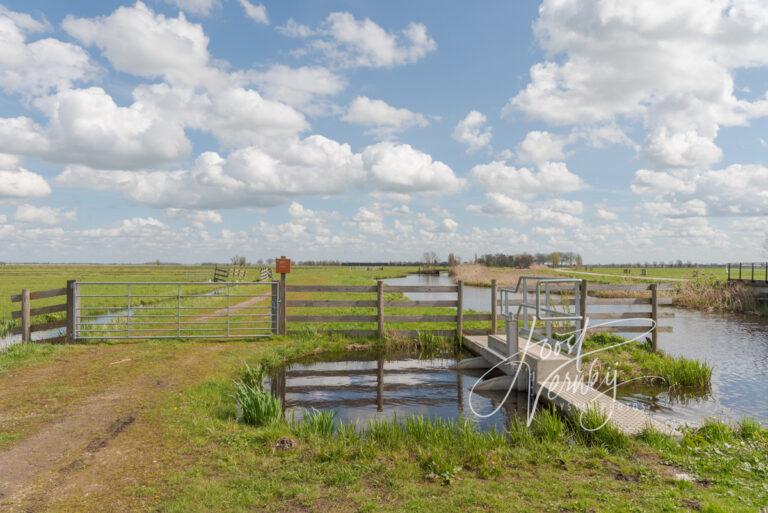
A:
579,279,588,332
66,280,76,343
456,280,464,339
21,289,30,343
490,279,498,334
376,280,384,339
650,283,658,352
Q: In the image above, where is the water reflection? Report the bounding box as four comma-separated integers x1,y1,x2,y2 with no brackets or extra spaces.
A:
269,351,528,431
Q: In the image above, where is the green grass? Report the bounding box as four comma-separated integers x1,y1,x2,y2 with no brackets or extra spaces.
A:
582,333,713,391
149,340,767,512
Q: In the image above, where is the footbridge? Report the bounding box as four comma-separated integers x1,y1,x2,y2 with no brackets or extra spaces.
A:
460,277,676,436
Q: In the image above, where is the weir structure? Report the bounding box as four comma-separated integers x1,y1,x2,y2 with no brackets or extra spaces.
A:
460,277,676,436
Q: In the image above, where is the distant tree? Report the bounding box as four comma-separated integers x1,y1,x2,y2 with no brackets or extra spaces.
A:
230,255,247,266
551,252,561,268
763,234,768,257
423,251,438,266
447,253,461,267
576,254,583,267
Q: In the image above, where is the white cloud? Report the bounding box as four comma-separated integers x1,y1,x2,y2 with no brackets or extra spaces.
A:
516,131,566,165
471,160,583,195
165,208,222,227
452,111,492,153
239,0,268,25
81,217,169,238
0,154,51,199
64,2,215,86
165,0,220,17
439,218,458,233
280,12,436,68
643,200,707,218
353,206,387,235
362,142,464,194
505,0,768,185
246,65,345,111
14,204,76,225
643,129,722,169
0,6,95,97
595,208,617,221
630,169,696,195
342,96,428,137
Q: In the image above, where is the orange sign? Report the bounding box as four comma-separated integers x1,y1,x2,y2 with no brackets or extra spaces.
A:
276,257,291,274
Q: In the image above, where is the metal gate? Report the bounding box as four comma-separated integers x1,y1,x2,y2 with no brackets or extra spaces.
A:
73,281,279,340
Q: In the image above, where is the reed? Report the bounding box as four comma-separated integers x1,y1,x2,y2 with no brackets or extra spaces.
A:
568,407,629,451
674,275,758,313
234,379,282,427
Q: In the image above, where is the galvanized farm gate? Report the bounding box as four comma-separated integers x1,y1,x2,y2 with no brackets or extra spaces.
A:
72,281,279,340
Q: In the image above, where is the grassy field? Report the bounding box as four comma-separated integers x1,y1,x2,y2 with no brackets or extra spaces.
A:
555,266,729,283
0,264,764,512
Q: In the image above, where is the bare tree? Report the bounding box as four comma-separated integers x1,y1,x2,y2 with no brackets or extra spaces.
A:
230,255,247,267
422,251,438,266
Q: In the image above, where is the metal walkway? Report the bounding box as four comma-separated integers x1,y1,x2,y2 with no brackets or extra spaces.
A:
462,334,676,436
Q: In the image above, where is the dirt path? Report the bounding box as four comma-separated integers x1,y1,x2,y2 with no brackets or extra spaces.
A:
0,341,237,512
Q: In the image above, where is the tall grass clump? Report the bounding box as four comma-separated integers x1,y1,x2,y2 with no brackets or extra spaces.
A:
0,319,15,338
234,363,281,427
568,407,629,452
530,407,567,443
675,275,756,313
296,409,336,437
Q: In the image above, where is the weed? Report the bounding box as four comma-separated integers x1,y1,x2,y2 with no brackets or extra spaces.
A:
234,380,282,427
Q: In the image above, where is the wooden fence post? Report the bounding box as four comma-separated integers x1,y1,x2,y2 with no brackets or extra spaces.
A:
66,280,76,343
579,279,588,332
271,282,279,334
377,280,384,339
650,283,658,352
490,279,497,334
21,289,30,343
456,280,464,339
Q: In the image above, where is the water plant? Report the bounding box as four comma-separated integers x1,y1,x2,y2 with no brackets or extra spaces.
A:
296,409,336,437
234,368,282,427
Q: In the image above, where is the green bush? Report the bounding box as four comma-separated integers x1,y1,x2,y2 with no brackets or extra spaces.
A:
234,379,282,427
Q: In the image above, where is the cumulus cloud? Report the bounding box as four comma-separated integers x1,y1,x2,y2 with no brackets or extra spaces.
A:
279,12,436,68
595,208,617,221
15,204,76,225
165,208,222,227
471,160,583,195
342,96,428,137
0,6,96,97
165,0,220,17
246,65,345,111
516,131,566,165
0,154,51,199
505,0,768,185
469,193,583,227
362,142,464,194
239,0,268,24
64,2,216,87
452,111,492,153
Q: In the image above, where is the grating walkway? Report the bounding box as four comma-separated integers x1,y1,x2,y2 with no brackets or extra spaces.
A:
463,335,676,436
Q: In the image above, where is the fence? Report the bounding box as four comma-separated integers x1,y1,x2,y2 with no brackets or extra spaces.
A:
73,282,278,339
10,281,75,343
283,281,490,338
727,262,768,282
8,278,673,350
282,279,673,349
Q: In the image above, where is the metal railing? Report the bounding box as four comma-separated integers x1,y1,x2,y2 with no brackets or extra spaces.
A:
73,281,279,340
726,262,768,282
499,277,584,354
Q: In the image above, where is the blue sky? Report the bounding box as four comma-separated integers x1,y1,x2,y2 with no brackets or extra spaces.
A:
0,0,767,263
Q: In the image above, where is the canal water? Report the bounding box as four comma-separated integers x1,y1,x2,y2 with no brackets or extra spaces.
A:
383,273,768,426
270,350,527,431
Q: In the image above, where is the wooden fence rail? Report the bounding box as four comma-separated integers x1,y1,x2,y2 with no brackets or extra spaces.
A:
282,279,673,350
9,280,75,343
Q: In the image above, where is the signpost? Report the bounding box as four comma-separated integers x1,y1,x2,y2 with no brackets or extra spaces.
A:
276,256,290,334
